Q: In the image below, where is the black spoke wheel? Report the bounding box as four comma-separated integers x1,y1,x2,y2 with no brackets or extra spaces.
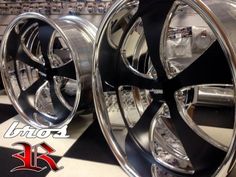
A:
1,13,97,128
92,0,236,176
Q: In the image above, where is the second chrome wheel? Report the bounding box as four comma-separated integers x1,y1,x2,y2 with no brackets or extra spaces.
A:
1,13,97,128
93,0,236,176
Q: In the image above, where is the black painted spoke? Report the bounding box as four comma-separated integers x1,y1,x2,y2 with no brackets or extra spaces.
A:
7,30,21,59
51,60,76,80
139,0,174,81
18,77,46,117
7,20,37,59
125,135,154,177
49,79,70,123
18,77,46,99
117,59,160,89
17,46,45,72
38,24,54,66
166,98,226,173
169,42,232,91
131,99,162,151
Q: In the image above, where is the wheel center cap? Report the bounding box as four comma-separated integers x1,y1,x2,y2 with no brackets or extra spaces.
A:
45,67,53,80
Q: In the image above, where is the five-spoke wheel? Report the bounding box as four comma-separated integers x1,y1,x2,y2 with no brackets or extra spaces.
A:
1,13,97,128
93,0,236,176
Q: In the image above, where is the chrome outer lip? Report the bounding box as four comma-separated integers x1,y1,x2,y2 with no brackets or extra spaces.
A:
92,0,236,176
93,1,140,176
0,12,97,128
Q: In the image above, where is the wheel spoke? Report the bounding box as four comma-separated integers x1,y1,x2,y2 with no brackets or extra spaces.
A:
169,42,232,91
7,21,41,67
6,20,36,59
131,99,162,151
139,0,174,81
18,77,46,98
48,79,70,123
38,24,54,66
51,60,76,80
125,135,154,177
18,77,46,117
166,98,226,172
7,30,21,59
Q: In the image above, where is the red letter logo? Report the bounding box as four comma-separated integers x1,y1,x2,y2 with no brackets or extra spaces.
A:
11,142,62,172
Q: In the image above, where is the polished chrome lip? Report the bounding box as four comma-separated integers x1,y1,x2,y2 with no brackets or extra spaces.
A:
93,1,140,176
1,12,97,129
60,15,97,42
92,0,236,176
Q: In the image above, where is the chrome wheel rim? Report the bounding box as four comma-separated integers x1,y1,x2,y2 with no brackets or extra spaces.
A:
93,0,236,176
1,12,97,128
